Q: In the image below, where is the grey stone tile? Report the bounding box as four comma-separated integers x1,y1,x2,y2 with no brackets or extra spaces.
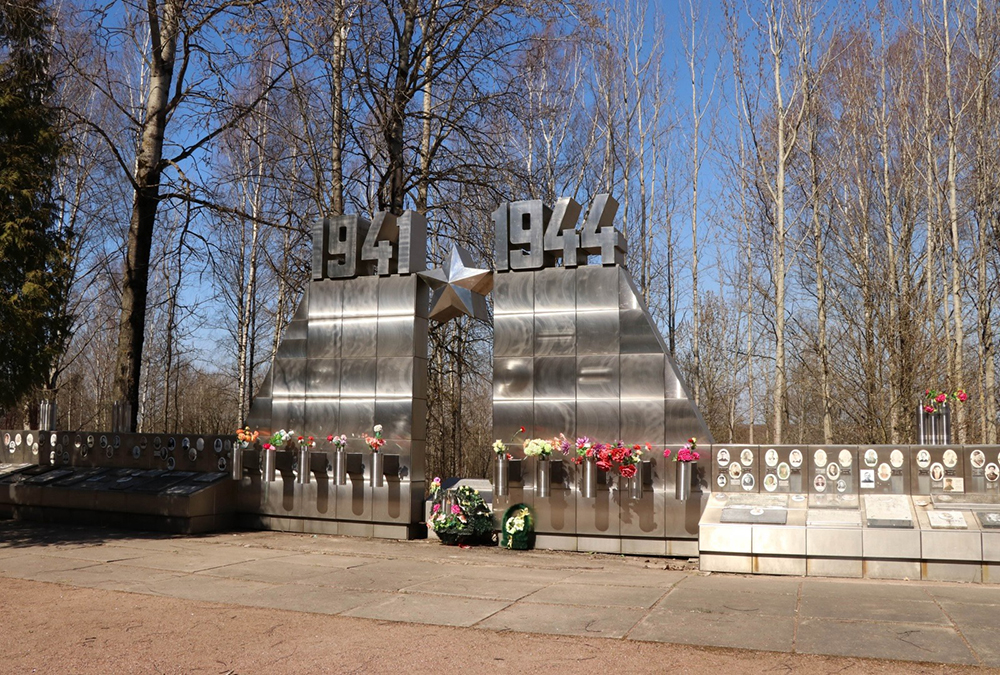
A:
343,592,509,627
958,627,1000,668
522,582,668,609
629,607,794,652
292,559,447,592
29,564,182,593
678,574,800,595
199,557,333,584
796,618,977,665
939,601,1000,630
799,595,949,625
242,585,383,616
658,586,798,617
27,545,147,564
0,553,99,579
116,548,271,573
478,601,645,638
269,552,374,569
403,575,549,601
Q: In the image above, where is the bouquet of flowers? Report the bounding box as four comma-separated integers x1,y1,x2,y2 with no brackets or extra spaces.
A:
235,427,259,451
265,429,293,451
665,437,699,462
364,424,385,453
492,426,524,458
617,443,649,478
522,438,554,458
427,478,494,546
923,389,968,414
297,435,315,451
551,433,572,456
571,437,594,465
327,434,347,451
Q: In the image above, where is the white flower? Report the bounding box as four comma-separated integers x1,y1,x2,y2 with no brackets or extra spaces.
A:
492,440,505,454
373,424,383,434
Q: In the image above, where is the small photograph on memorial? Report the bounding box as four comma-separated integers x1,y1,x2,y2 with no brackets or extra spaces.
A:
917,449,931,468
741,473,755,490
930,463,945,481
729,462,742,479
838,448,853,467
813,448,827,468
864,448,878,467
740,448,753,466
763,473,777,492
827,462,840,480
789,449,803,468
877,463,892,482
942,477,964,492
814,474,827,492
890,449,904,468
777,462,790,480
717,448,730,466
860,469,875,489
716,473,727,488
971,449,986,469
986,463,999,482
943,449,958,468
765,448,778,467
837,479,848,493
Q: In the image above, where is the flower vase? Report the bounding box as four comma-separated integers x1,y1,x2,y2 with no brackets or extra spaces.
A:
494,453,509,498
535,456,550,498
297,447,310,485
263,446,276,482
581,458,597,499
370,451,384,488
628,466,643,500
675,460,691,500
334,448,347,486
231,443,244,481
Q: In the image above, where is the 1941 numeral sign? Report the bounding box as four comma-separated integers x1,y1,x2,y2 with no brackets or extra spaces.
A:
493,193,626,271
312,210,427,280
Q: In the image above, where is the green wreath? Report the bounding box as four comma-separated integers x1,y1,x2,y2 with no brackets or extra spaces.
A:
500,504,534,550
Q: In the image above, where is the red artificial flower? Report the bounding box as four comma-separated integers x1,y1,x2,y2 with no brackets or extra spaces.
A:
596,458,612,471
327,435,334,442
297,436,304,441
957,390,968,402
663,448,672,459
935,393,947,403
519,426,526,433
619,464,637,478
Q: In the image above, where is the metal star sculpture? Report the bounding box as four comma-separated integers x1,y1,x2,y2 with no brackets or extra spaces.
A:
418,244,493,322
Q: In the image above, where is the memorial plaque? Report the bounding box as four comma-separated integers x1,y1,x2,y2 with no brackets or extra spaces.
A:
807,509,862,527
927,510,968,529
976,511,1000,529
863,494,913,528
720,505,788,525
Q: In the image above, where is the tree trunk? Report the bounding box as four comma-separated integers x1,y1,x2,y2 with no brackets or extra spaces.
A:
112,0,182,432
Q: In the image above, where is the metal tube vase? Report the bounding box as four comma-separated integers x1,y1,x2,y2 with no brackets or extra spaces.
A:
297,448,311,484
536,456,550,498
263,446,276,482
581,458,597,499
628,466,643,500
494,454,509,498
334,449,347,486
230,443,244,480
371,451,384,488
675,460,691,500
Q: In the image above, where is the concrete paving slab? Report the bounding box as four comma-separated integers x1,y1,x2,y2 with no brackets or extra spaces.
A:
116,548,273,573
292,559,448,592
565,568,687,588
522,582,668,609
27,545,148,563
801,578,932,602
143,573,276,605
268,552,375,569
955,627,1000,668
198,557,334,584
0,553,100,579
796,618,978,665
629,607,794,652
404,575,550,601
799,595,949,625
241,585,383,616
938,601,1000,630
28,564,182,593
343,592,510,627
679,573,800,595
657,586,798,617
478,601,645,638
920,584,1000,606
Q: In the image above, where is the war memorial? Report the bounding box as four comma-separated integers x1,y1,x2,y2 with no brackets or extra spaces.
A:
2,194,1000,585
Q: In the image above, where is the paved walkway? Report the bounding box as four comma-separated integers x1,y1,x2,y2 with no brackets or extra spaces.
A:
1,522,999,669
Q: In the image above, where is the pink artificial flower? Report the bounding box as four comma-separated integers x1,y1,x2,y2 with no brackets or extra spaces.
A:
619,464,637,478
663,448,672,459
596,458,612,471
432,503,440,513
924,405,936,413
451,504,461,515
936,393,947,403
957,390,968,402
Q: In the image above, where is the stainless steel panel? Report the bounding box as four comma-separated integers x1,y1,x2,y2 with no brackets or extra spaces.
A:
274,359,306,398
621,538,667,556
493,358,533,400
620,354,665,399
576,485,620,537
270,400,305,432
534,265,575,309
494,314,533,357
621,456,666,538
533,357,577,399
664,400,707,445
620,401,665,446
307,319,341,359
863,527,921,558
577,535,622,554
533,534,578,551
340,359,377,397
275,336,307,359
304,400,339,439
532,401,575,439
576,355,619,400
575,309,619,355
374,400,417,441
619,309,663,354
284,317,307,341
806,526,862,557
575,400,619,441
336,473,373,523
376,316,418,358
340,318,378,359
306,359,340,398
308,279,343,318
377,275,416,316
375,357,422,397
493,270,533,314
533,312,576,356
494,400,534,441
339,400,375,435
341,276,379,317
575,265,619,310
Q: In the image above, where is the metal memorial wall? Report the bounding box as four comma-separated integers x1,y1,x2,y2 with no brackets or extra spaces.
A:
490,195,714,555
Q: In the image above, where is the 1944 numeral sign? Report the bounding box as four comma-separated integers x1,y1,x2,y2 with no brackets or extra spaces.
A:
494,193,626,271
